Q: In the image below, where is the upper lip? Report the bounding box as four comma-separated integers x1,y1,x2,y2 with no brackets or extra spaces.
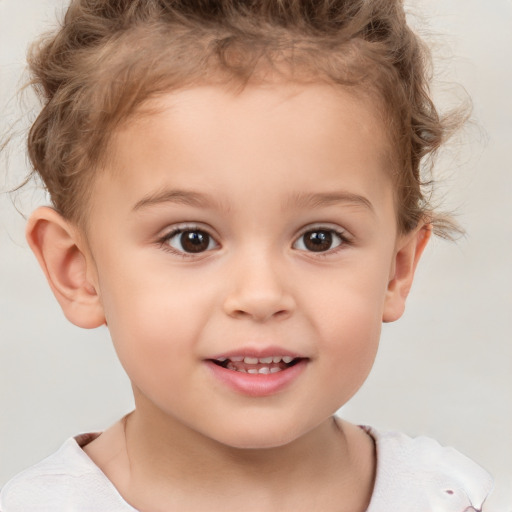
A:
209,346,306,361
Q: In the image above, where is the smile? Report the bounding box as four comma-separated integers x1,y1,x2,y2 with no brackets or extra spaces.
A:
212,355,302,374
206,352,308,396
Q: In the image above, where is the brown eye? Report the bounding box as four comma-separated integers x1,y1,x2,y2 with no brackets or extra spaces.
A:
166,228,217,254
180,231,210,253
294,229,344,253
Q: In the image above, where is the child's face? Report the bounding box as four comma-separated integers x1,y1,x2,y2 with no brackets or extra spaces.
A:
78,83,418,448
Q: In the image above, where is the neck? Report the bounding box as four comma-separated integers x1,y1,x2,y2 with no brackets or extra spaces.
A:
127,406,343,481
117,403,375,511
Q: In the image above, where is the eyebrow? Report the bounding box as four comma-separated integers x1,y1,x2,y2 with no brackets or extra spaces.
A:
286,191,375,214
132,188,374,214
133,189,222,212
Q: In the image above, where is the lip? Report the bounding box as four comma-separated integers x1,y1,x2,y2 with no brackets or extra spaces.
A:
211,346,303,360
205,357,308,397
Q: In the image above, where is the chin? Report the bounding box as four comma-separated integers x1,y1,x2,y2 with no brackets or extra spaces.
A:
210,422,306,451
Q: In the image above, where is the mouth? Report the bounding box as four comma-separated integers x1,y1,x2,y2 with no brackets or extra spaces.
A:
210,355,304,374
206,352,308,396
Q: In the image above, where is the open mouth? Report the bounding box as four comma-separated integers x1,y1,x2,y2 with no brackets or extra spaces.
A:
210,356,304,374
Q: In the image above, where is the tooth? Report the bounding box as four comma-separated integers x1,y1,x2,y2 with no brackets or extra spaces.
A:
258,367,270,374
282,356,294,364
247,368,258,374
216,357,227,362
227,362,237,371
231,356,244,362
238,368,247,373
259,357,273,364
244,357,259,364
270,367,281,373
272,356,282,363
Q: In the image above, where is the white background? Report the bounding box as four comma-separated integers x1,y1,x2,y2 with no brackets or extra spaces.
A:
1,0,511,509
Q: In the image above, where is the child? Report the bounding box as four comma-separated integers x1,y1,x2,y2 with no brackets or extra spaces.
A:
0,0,494,510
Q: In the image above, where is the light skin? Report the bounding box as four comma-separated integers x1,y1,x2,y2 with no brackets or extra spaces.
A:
27,82,430,511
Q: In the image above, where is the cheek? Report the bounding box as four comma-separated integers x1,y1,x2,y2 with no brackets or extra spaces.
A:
97,268,211,384
302,253,390,333
302,261,389,395
320,297,381,376
318,308,381,409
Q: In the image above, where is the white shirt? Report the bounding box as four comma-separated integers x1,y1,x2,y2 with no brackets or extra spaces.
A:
0,426,493,511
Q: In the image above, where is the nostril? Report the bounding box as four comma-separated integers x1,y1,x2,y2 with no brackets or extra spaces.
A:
227,306,291,322
222,280,295,322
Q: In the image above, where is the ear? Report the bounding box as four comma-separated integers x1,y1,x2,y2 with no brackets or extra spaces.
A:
382,224,431,323
26,207,105,329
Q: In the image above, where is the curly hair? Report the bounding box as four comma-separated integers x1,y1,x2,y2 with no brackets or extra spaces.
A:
26,0,463,234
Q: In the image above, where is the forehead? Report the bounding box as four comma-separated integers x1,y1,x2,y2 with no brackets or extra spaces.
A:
91,82,394,221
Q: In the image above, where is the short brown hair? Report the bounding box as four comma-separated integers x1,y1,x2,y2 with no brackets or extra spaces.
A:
26,0,463,234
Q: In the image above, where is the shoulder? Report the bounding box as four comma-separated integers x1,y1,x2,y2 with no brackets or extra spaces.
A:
364,426,494,512
0,434,136,512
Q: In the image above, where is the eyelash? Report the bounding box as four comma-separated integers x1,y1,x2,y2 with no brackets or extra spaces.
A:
292,226,352,258
157,224,218,259
157,224,352,258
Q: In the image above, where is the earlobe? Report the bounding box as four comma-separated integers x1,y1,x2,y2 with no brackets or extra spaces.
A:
382,224,431,323
26,207,105,329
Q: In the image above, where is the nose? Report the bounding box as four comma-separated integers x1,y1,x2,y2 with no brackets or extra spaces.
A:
222,252,295,322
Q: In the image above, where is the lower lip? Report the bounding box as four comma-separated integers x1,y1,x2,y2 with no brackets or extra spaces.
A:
205,359,308,397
